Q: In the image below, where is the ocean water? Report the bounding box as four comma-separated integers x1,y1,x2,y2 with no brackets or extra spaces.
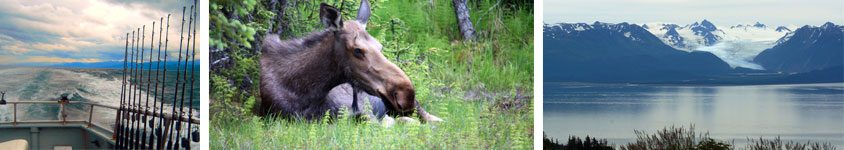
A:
544,82,844,147
0,66,199,127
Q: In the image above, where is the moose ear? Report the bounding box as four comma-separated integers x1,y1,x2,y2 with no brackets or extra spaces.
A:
320,3,343,31
356,0,371,27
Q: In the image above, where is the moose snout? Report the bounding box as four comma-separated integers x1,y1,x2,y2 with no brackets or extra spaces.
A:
388,85,416,116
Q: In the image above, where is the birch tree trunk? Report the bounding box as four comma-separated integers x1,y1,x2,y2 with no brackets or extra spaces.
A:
452,0,475,41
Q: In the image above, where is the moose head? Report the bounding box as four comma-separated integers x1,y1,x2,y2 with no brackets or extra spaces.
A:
320,0,416,116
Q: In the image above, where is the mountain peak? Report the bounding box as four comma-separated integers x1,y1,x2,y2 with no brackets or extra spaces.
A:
775,26,791,32
687,19,720,46
756,21,844,73
753,22,766,28
690,19,717,30
701,19,714,27
593,21,604,26
821,22,836,29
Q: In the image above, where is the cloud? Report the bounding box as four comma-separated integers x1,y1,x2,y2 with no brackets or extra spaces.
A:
0,33,83,54
32,43,78,51
0,55,104,64
0,0,199,65
544,0,843,26
1,45,30,54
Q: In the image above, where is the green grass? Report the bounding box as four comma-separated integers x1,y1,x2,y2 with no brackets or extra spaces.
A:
212,93,532,149
370,0,534,91
210,0,533,149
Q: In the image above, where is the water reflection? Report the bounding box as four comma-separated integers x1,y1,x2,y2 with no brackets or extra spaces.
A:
544,83,844,147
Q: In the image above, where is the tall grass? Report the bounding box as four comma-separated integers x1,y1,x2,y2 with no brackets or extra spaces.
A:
621,125,731,150
543,125,837,150
212,94,533,149
370,0,533,92
210,0,534,149
745,136,838,150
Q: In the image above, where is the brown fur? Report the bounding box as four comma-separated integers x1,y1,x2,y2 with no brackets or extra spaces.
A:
258,1,419,120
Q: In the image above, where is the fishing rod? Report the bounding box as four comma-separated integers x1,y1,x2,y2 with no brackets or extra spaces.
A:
166,6,188,149
140,20,157,149
121,28,133,149
130,28,140,149
132,25,146,149
156,14,172,150
148,16,165,149
115,31,129,149
174,5,195,149
112,5,200,150
124,29,139,149
187,1,200,148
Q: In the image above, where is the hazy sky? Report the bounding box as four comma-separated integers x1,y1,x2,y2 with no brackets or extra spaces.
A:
544,0,844,26
0,0,198,65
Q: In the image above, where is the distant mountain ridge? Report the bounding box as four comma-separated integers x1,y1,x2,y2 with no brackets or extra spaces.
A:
775,26,791,32
9,60,200,71
641,20,811,69
687,19,722,46
544,22,732,82
544,21,843,84
643,20,791,51
755,22,844,73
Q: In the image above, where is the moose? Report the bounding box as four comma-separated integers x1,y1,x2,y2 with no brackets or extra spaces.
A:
259,0,441,123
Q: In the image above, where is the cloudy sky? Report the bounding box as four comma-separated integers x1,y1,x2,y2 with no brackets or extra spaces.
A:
0,0,199,65
544,0,843,27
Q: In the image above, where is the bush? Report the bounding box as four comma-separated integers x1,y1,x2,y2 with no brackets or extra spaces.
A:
620,125,733,150
746,136,837,150
697,138,732,150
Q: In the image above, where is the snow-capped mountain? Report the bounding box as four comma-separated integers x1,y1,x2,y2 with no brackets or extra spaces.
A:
543,22,732,82
643,20,793,51
642,20,797,69
730,22,767,29
643,20,725,50
545,20,839,73
544,22,651,42
687,19,722,47
755,22,844,73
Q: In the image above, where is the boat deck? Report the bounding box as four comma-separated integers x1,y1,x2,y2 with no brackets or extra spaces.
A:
0,121,115,149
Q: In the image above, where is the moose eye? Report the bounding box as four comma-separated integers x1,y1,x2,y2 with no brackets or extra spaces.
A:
353,48,363,54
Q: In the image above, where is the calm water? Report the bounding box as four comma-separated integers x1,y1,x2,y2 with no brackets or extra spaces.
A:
544,83,844,147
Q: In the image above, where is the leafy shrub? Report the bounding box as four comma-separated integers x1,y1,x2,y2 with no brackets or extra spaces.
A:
620,125,733,150
697,138,732,150
746,136,837,150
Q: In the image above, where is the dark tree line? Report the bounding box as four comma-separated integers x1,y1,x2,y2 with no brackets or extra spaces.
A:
211,0,535,70
544,133,614,150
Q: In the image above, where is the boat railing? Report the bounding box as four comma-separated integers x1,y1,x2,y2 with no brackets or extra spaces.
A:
0,100,199,141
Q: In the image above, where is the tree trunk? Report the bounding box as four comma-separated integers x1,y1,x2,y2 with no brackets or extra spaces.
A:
452,0,475,41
